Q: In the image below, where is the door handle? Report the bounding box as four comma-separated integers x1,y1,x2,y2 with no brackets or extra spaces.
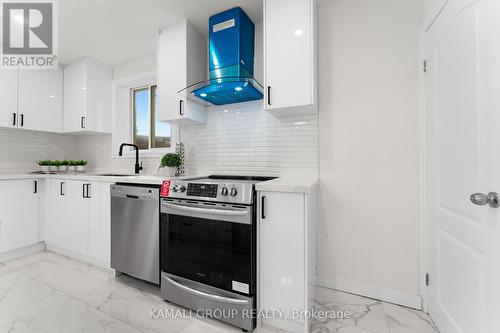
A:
20,114,24,127
267,86,271,106
12,113,16,126
34,180,37,194
470,192,500,208
60,182,66,196
179,100,184,116
81,116,86,129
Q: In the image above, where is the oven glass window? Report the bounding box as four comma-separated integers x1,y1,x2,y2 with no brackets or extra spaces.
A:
161,214,253,294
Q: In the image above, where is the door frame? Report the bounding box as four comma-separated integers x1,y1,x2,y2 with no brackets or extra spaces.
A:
418,0,451,313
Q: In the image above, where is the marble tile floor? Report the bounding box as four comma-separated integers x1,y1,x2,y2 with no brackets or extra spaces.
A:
0,251,439,333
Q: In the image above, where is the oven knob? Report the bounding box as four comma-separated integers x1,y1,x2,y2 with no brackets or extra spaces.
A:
230,188,238,196
177,185,186,193
221,187,229,196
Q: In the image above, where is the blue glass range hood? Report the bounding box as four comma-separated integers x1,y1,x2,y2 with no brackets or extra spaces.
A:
186,7,263,106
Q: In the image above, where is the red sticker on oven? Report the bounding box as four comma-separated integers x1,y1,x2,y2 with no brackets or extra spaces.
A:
160,180,171,197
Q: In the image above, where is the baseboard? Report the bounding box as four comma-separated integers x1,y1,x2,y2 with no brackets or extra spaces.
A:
45,244,112,272
317,277,422,310
0,242,45,262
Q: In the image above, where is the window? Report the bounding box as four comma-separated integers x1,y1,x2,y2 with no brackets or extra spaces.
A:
132,85,171,150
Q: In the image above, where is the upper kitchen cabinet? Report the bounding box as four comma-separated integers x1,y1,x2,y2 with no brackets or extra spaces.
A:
0,69,18,129
264,0,317,115
63,58,113,133
158,21,207,125
18,69,64,132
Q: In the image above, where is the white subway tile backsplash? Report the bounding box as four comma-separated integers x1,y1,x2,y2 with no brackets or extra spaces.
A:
0,103,318,177
180,104,318,177
0,128,79,174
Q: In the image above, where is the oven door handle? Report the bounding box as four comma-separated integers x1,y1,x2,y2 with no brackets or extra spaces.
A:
164,276,250,305
163,203,248,216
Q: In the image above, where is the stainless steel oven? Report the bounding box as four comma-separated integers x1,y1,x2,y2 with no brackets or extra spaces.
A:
160,176,275,332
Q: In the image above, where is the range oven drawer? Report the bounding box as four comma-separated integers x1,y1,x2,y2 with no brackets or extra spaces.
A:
161,272,255,331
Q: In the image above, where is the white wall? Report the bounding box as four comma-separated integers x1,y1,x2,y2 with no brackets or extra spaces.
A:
317,0,422,307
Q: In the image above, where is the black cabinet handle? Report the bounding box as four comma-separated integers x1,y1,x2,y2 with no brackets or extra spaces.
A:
83,184,91,198
267,86,271,106
261,196,266,219
60,182,65,196
33,180,37,194
12,113,16,126
126,194,139,199
20,114,24,127
81,116,86,129
179,100,184,116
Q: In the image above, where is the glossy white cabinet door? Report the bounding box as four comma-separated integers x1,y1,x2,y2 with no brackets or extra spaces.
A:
88,182,112,265
0,69,19,128
44,179,89,256
18,69,63,132
0,179,38,253
259,191,305,331
264,0,316,114
63,61,87,133
63,58,112,133
158,21,206,125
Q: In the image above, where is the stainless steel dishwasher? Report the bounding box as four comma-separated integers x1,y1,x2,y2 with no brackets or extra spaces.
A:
111,184,160,284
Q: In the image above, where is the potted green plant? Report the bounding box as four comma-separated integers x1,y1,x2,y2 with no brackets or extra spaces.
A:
76,160,88,172
59,160,69,172
67,160,77,172
49,160,61,173
37,160,51,173
160,153,181,177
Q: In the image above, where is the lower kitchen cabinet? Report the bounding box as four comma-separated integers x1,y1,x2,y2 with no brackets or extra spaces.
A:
258,190,317,333
43,179,112,266
0,179,39,253
88,181,112,264
44,179,89,256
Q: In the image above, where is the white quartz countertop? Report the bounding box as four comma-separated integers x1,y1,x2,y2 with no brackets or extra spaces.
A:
0,173,319,193
255,176,319,194
0,173,186,185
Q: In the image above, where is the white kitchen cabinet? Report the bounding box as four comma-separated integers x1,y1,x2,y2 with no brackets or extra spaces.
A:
158,21,207,125
18,69,64,132
0,179,39,253
0,69,19,129
42,179,112,267
43,179,89,256
63,58,112,133
258,190,317,333
88,182,112,264
264,0,317,115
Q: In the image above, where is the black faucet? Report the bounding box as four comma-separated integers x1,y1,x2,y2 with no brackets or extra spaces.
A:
119,143,143,174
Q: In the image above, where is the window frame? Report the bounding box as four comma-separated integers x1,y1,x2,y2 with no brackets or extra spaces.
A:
112,72,178,159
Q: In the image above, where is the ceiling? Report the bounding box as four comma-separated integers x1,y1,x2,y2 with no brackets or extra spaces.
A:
58,0,263,67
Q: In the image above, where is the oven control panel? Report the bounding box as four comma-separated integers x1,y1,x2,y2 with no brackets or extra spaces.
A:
166,180,253,204
186,183,218,198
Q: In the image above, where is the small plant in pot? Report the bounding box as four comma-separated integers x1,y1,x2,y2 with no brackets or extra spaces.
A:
67,160,77,172
59,160,69,172
160,153,181,177
75,160,88,172
49,160,62,173
37,160,51,173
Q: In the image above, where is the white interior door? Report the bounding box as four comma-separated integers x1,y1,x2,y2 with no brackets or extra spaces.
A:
424,0,500,333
